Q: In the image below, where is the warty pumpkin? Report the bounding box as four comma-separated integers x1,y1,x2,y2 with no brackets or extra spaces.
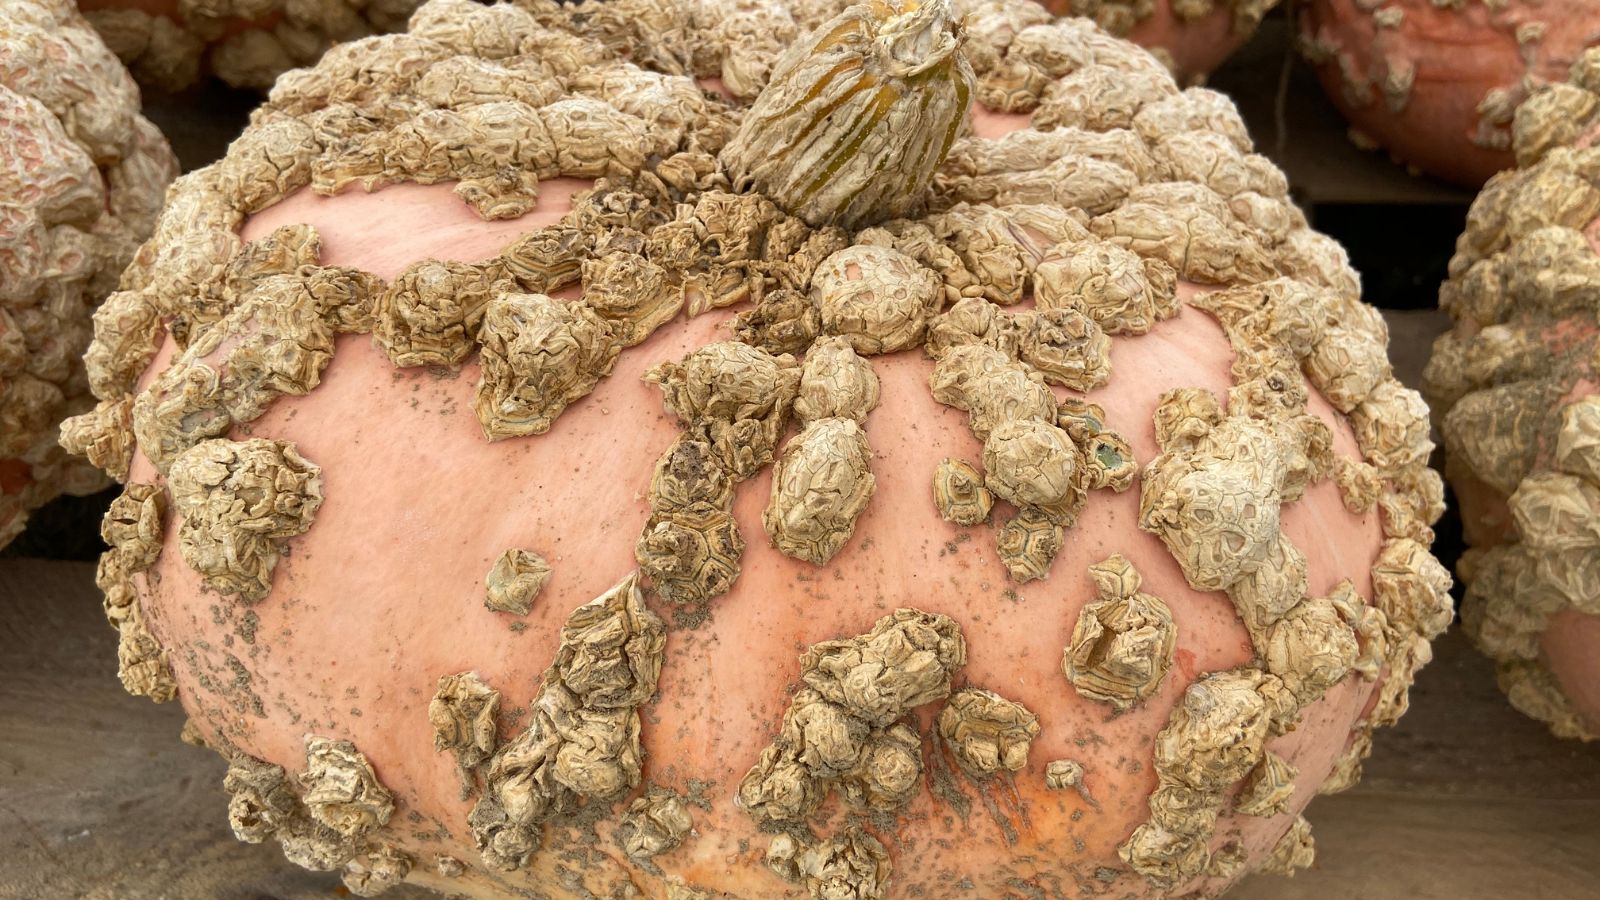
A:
63,0,1453,896
1042,0,1281,84
78,0,427,92
0,0,177,549
1299,0,1600,187
1425,48,1600,742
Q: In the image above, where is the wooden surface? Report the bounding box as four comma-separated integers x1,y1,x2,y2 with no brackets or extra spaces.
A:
4,550,1598,899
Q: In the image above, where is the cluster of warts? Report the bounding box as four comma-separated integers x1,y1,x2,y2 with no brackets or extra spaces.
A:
85,0,426,93
1426,48,1600,741
1297,0,1574,158
0,0,177,549
224,736,407,896
467,572,667,870
62,0,1455,896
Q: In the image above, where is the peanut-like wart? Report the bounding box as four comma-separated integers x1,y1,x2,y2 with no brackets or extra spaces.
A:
765,338,881,565
1120,670,1277,885
429,672,502,772
996,508,1065,583
473,293,621,440
341,845,413,898
483,549,552,615
937,687,1042,778
98,482,175,702
168,438,324,602
932,458,995,526
1063,554,1176,711
764,418,876,565
301,736,396,839
225,755,360,871
616,788,694,862
1234,750,1298,818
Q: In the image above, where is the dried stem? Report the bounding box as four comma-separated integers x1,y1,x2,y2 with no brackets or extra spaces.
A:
720,0,973,230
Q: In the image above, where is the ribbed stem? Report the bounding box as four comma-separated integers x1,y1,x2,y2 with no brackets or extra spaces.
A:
720,0,973,230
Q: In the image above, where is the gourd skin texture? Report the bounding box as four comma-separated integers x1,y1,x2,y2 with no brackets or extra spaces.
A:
1042,0,1281,83
67,0,1450,897
78,0,426,91
0,0,177,549
1299,0,1600,187
1427,49,1600,741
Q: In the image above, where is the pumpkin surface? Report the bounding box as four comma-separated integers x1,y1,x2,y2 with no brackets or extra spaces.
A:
0,0,177,549
1425,48,1600,742
78,0,426,92
66,0,1452,897
1299,0,1600,187
1041,0,1280,83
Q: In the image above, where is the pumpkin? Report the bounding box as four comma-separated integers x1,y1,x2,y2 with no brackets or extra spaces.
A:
77,0,426,92
1298,0,1600,188
1424,49,1600,741
0,0,177,549
64,0,1453,896
1041,0,1281,83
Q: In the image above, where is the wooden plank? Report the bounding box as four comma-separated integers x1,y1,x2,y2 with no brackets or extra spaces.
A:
3,557,1597,898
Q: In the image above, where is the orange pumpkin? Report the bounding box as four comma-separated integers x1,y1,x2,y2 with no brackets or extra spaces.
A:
1299,0,1600,187
65,0,1451,896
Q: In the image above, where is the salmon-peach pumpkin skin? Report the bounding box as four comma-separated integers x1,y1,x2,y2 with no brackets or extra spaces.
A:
0,0,176,549
1299,0,1600,187
1425,49,1600,742
1039,0,1280,84
64,0,1452,897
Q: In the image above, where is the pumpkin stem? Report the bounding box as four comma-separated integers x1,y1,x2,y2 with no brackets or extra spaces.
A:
719,0,973,231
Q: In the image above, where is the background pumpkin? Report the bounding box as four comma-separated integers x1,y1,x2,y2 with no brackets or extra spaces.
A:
1425,49,1600,742
1298,0,1600,188
0,0,177,550
1041,0,1281,84
64,0,1452,896
77,0,426,92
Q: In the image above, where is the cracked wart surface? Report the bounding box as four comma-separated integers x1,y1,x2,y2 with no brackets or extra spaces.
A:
1428,48,1600,741
71,0,1449,896
1,0,177,548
